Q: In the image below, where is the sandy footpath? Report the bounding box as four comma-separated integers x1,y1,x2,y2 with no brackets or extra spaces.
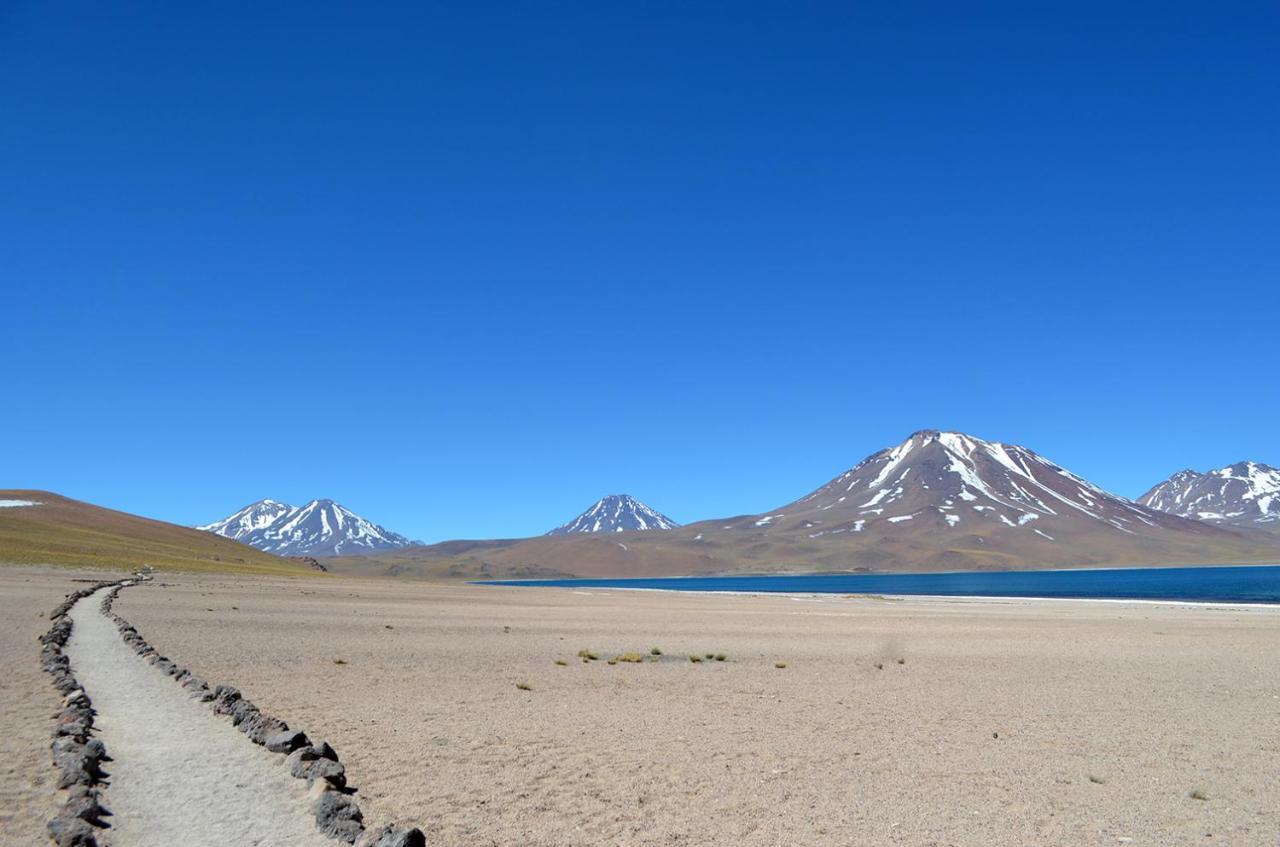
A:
0,568,120,844
109,573,1280,847
65,585,333,847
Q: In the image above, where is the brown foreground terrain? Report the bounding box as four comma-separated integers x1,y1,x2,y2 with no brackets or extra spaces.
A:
78,570,1279,846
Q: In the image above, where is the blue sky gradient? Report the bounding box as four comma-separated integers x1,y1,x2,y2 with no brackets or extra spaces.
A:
2,2,1276,540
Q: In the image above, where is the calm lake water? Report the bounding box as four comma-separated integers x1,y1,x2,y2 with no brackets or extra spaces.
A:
480,565,1280,604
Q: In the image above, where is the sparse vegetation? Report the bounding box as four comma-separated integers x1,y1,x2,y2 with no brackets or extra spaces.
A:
896,658,906,665
689,654,703,663
874,662,884,670
333,658,347,665
705,653,715,660
775,661,787,669
1190,789,1209,801
577,649,599,661
714,653,727,661
1088,774,1105,785
607,658,617,665
554,659,567,666
650,647,662,656
515,682,532,691
615,652,646,663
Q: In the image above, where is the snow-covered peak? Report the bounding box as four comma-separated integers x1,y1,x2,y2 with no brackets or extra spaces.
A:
547,494,680,535
773,429,1181,541
1141,461,1280,525
199,498,414,556
197,499,294,540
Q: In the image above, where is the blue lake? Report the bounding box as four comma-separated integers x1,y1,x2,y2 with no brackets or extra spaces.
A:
479,565,1280,604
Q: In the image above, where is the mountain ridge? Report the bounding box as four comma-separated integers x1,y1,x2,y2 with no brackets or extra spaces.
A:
323,430,1280,579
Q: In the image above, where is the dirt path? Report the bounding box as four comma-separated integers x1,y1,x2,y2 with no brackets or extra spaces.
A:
65,587,332,847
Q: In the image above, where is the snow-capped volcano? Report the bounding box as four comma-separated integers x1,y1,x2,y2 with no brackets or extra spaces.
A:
547,494,679,535
197,499,293,542
731,429,1211,543
1140,462,1280,527
198,499,413,556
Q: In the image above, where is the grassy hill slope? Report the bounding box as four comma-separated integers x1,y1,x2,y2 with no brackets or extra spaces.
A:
0,490,313,575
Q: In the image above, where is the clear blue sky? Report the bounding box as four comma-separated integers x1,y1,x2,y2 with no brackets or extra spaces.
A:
3,2,1276,541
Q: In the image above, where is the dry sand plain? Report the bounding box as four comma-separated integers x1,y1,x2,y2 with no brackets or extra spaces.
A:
90,572,1280,847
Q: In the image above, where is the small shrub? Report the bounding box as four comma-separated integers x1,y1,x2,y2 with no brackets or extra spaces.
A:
650,647,662,656
714,653,727,662
1189,789,1209,801
333,658,347,665
516,682,532,691
607,658,617,665
554,659,567,666
1088,774,1105,785
705,653,715,660
577,649,599,661
874,662,884,670
689,655,703,663
774,661,787,669
896,658,905,665
616,652,646,663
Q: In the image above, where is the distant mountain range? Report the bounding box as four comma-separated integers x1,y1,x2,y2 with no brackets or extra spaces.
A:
547,494,679,535
1140,462,1280,529
322,430,1280,579
198,499,414,557
8,432,1276,579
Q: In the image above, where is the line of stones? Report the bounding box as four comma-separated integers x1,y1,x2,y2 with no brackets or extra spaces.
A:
40,577,136,847
97,581,425,847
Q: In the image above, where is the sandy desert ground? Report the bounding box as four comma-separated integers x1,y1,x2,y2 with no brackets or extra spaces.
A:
5,566,1279,846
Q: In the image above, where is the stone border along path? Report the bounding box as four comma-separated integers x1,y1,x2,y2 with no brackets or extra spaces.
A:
42,575,425,847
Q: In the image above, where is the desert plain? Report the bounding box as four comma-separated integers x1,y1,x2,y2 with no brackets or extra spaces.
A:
3,565,1279,846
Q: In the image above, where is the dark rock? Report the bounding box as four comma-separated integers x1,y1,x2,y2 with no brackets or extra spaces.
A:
64,793,110,826
246,716,289,745
312,789,364,843
265,728,309,754
305,757,346,789
355,826,427,847
286,746,320,778
46,814,98,847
